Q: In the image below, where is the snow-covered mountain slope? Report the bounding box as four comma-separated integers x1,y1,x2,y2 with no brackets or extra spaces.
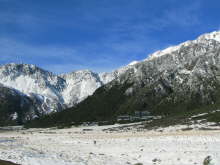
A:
61,70,103,107
97,30,220,84
0,63,65,97
0,63,66,114
1,30,220,121
198,30,220,42
99,60,139,84
105,30,220,106
146,30,220,61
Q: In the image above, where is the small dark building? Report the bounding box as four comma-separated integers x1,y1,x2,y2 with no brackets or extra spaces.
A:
117,115,131,121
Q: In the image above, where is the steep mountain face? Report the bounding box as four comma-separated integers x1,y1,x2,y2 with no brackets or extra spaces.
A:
25,31,220,128
102,31,220,115
0,84,36,126
61,70,103,107
99,61,139,84
0,63,66,114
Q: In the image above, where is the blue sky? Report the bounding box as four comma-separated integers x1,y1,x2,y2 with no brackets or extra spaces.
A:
0,0,220,74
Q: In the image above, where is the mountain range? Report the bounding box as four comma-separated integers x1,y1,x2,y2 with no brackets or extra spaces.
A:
0,58,137,125
1,30,220,126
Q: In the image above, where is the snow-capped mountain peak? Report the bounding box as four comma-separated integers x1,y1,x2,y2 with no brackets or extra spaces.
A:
145,30,220,61
128,61,139,66
147,45,181,60
0,63,67,114
198,30,220,42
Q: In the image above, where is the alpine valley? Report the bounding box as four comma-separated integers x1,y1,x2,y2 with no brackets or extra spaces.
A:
2,30,220,127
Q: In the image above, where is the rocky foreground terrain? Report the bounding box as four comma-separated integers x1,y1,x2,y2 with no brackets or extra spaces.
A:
0,122,220,165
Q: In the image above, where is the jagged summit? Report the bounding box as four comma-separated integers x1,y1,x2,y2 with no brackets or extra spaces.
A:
128,61,139,66
145,30,220,61
198,30,220,42
0,63,49,74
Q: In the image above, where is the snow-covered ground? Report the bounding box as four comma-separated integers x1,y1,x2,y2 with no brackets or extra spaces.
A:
0,123,220,165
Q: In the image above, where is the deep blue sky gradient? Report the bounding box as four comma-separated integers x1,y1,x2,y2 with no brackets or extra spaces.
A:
0,0,220,73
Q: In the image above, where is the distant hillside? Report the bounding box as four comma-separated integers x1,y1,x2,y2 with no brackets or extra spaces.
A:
0,84,36,126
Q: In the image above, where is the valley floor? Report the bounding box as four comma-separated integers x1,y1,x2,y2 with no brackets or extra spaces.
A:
0,123,220,165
